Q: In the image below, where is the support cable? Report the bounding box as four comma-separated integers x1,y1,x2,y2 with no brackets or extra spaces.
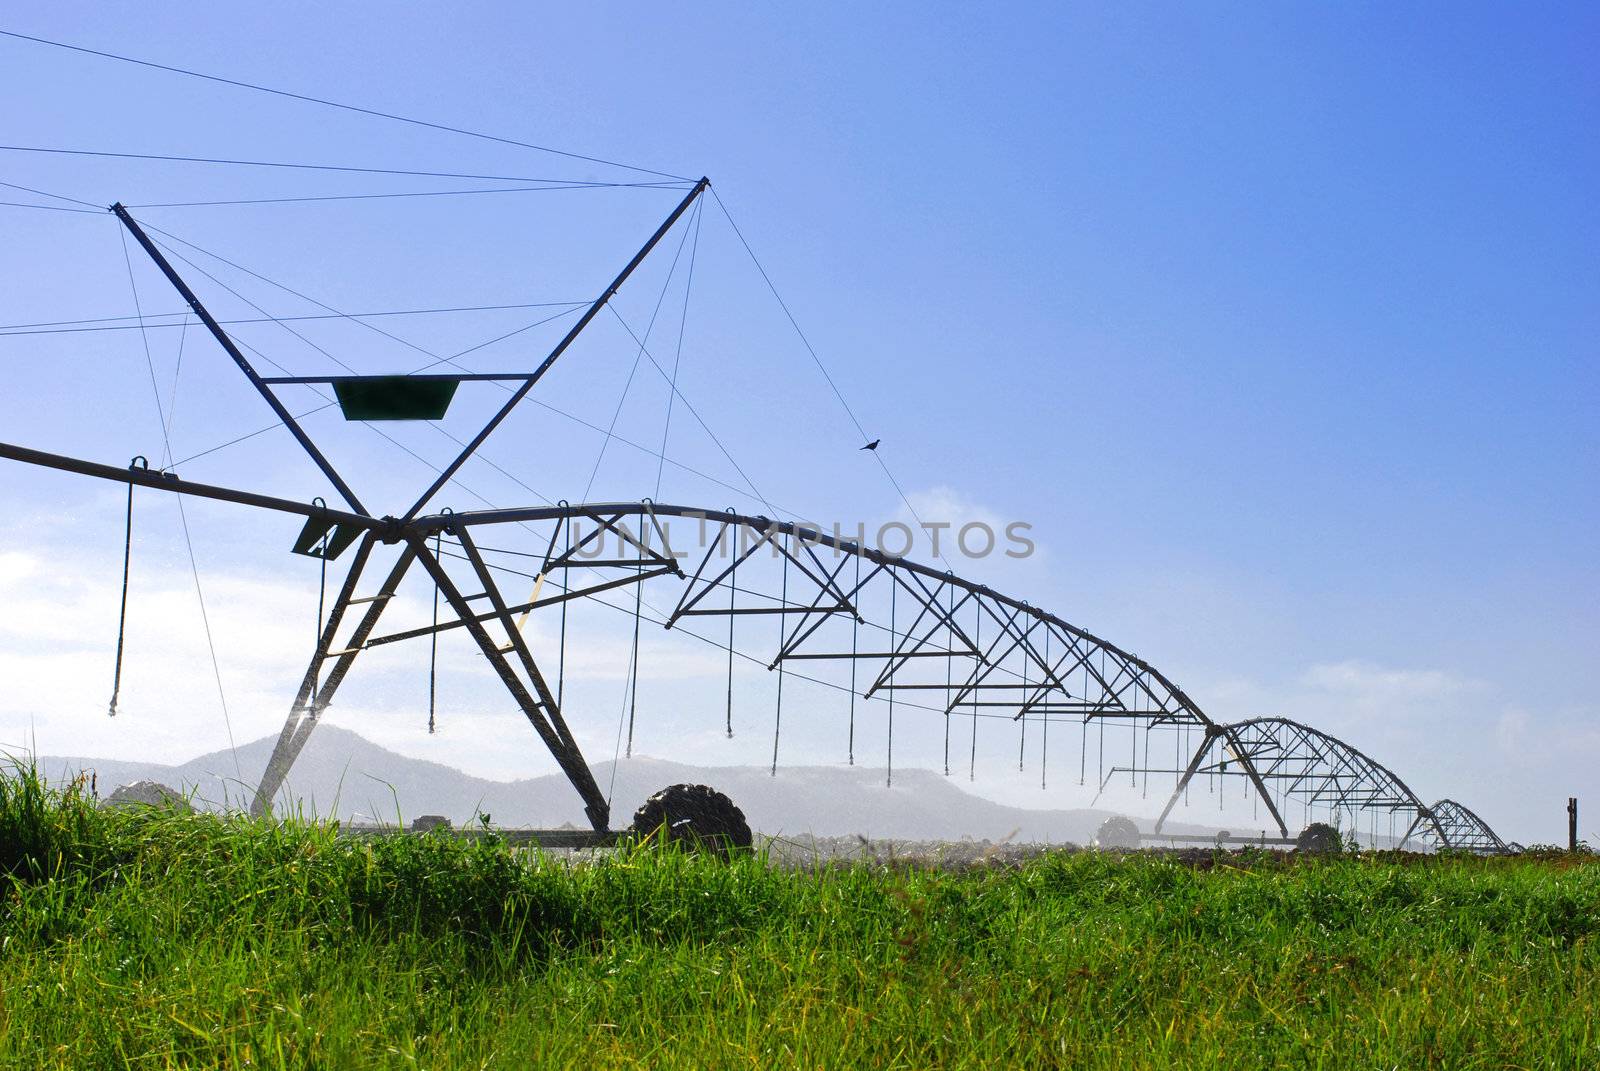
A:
1098,719,1105,789
1174,721,1182,794
943,582,952,776
771,534,788,776
1141,721,1150,799
569,196,693,759
139,219,580,376
428,530,441,734
0,198,99,214
119,226,241,778
726,525,737,738
969,602,980,782
0,177,102,210
162,317,190,446
127,182,687,208
0,300,588,337
0,143,672,186
1183,723,1191,805
1018,624,1028,773
625,527,643,758
169,411,244,774
653,201,702,499
0,30,691,181
1041,628,1049,790
604,302,777,517
848,553,859,765
605,600,639,810
709,186,950,569
557,518,569,709
106,456,146,716
581,201,697,501
886,571,895,788
312,529,328,708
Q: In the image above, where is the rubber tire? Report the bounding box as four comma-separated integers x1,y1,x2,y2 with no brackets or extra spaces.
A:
1296,821,1342,854
630,784,753,854
1095,815,1141,850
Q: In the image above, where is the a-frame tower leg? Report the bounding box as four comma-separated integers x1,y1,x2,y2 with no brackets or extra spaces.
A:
249,535,415,816
1153,724,1290,838
249,527,613,831
409,531,611,831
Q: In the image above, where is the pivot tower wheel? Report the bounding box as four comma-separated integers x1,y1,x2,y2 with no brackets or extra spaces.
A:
1094,815,1141,850
1295,822,1343,854
630,783,753,854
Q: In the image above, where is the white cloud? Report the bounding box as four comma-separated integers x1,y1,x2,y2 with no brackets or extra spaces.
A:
1299,660,1479,703
898,485,1042,565
0,551,38,587
1199,660,1482,732
903,486,1007,531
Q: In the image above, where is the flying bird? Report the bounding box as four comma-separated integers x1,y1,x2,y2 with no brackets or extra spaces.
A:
861,439,880,451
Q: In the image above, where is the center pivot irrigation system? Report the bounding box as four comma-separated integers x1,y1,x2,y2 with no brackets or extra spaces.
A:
2,181,1516,852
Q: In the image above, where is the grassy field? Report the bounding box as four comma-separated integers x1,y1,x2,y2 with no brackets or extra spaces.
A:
2,767,1596,1069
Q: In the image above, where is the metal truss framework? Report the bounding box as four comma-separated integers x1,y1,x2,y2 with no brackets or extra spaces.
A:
0,183,1516,848
0,450,1518,852
1148,717,1516,854
7,182,1215,831
299,500,1231,829
1414,798,1515,855
0,438,1225,832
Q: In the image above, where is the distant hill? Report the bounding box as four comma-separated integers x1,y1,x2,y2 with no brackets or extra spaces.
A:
30,725,1225,842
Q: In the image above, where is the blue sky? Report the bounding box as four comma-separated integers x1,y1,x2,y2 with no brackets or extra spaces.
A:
0,4,1595,843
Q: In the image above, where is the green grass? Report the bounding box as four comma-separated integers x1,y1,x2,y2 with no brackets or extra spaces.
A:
2,764,1596,1069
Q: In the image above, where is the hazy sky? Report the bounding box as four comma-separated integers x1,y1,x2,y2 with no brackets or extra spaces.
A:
1,4,1594,845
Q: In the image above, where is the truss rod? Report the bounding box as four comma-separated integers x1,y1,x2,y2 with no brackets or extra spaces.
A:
409,534,610,830
362,565,677,648
249,537,412,816
0,440,375,528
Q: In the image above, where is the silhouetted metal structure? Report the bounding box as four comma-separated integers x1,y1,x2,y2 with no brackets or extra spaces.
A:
1151,717,1443,844
0,188,1518,851
1413,799,1514,855
1130,717,1517,853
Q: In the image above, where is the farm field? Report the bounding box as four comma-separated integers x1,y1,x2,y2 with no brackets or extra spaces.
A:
2,768,1596,1069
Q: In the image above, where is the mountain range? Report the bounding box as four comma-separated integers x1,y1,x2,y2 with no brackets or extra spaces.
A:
30,725,1225,842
